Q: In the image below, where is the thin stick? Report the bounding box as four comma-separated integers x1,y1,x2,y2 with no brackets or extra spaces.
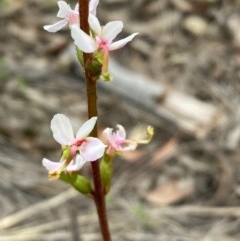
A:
157,205,240,217
79,1,112,240
0,188,78,230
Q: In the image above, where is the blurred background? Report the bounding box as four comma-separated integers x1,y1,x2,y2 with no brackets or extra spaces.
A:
0,0,240,240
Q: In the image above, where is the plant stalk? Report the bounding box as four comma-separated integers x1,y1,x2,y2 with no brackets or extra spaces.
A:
79,1,112,241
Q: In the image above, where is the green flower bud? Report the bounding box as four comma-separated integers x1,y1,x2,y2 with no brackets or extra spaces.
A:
100,154,113,194
86,53,103,81
76,47,84,67
60,172,92,195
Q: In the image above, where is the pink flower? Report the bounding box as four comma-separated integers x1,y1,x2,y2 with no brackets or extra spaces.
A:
70,14,138,77
42,114,106,179
103,125,154,156
103,125,137,155
71,14,138,53
43,0,99,33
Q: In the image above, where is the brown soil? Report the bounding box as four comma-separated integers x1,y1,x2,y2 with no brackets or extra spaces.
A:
0,0,240,240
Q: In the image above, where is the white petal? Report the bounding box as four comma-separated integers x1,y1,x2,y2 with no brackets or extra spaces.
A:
103,127,114,143
57,1,71,18
66,155,86,171
51,114,75,145
109,33,138,51
70,25,97,53
89,14,101,36
43,19,68,32
89,0,99,15
116,125,126,139
74,3,79,12
122,142,137,151
80,137,106,161
102,21,123,42
76,117,97,139
42,158,62,171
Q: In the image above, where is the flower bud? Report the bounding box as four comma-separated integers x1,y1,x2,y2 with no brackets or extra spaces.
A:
100,154,113,194
60,172,92,195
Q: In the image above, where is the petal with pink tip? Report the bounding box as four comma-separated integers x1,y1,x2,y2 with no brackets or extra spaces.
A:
109,33,138,51
80,137,106,161
76,117,97,139
71,25,97,53
51,114,75,145
102,21,123,42
43,19,68,32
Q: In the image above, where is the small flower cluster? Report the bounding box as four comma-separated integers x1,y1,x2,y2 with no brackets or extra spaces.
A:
44,0,138,80
42,1,153,193
42,114,106,179
42,114,153,180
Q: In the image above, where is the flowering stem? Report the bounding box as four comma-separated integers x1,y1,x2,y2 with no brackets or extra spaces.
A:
79,1,112,241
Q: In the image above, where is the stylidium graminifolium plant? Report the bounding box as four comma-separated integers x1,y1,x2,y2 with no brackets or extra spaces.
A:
42,1,153,240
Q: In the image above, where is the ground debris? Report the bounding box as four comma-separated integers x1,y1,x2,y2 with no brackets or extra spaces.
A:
0,0,240,240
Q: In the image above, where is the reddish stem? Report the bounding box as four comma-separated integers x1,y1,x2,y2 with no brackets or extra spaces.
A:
79,1,112,241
